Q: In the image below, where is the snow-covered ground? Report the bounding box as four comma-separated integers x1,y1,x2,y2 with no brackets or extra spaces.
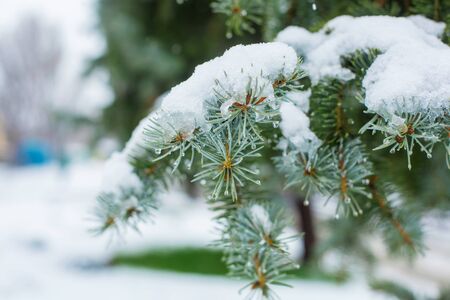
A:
0,162,443,300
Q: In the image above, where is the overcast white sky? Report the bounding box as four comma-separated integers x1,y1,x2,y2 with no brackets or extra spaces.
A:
0,0,112,118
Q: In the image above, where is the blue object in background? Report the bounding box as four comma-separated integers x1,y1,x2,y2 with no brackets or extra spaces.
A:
17,139,53,165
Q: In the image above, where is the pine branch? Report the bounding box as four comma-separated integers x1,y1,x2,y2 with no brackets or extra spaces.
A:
285,0,298,26
192,128,263,201
361,112,445,170
369,278,417,300
368,176,415,249
341,49,447,170
218,200,299,298
274,144,334,203
434,0,441,21
341,48,381,94
310,78,350,141
211,0,264,37
189,58,305,297
330,138,372,218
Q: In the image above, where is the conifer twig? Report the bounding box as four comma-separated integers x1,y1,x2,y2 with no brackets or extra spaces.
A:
368,175,415,250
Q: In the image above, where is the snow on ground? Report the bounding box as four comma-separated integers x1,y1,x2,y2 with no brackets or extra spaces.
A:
0,162,401,299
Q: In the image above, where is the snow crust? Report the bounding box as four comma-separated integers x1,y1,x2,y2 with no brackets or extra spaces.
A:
276,15,450,119
160,42,298,131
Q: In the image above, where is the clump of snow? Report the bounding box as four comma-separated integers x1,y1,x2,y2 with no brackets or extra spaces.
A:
363,42,450,118
101,152,143,194
276,15,450,119
161,42,298,131
285,89,311,113
279,102,321,153
407,15,446,37
275,26,323,57
276,15,446,83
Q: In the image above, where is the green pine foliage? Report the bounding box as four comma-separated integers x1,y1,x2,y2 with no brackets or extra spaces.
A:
213,0,450,39
211,0,264,37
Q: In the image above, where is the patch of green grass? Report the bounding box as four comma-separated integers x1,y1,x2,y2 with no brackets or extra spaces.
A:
111,247,347,283
111,247,228,276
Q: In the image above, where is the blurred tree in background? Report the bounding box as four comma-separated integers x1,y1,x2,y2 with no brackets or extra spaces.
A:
92,0,261,143
0,16,62,164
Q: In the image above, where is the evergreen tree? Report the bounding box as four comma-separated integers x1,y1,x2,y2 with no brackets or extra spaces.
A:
93,1,449,299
